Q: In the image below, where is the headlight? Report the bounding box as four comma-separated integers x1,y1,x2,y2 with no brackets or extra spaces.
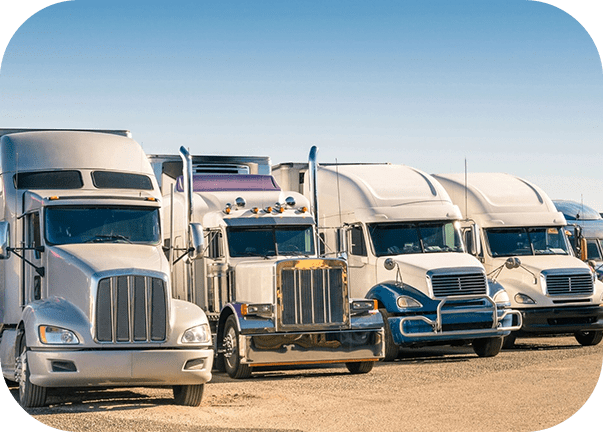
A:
514,293,536,305
396,296,422,309
351,299,378,314
241,303,273,318
39,325,79,345
181,324,211,344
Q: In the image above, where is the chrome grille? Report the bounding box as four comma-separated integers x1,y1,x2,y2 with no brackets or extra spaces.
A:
96,275,167,343
280,267,346,328
431,272,488,297
546,273,593,296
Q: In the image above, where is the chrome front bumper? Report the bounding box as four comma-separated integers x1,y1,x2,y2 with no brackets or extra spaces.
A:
239,329,384,366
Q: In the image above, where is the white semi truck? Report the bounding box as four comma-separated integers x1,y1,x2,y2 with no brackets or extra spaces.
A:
0,130,213,408
148,148,384,379
272,151,521,361
434,173,603,347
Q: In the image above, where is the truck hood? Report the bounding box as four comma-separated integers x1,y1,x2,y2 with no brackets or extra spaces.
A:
48,244,168,275
487,254,590,277
45,244,169,320
376,252,485,294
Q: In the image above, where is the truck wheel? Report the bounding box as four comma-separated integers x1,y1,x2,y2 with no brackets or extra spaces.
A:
379,308,399,361
574,330,603,346
15,333,47,408
502,333,517,349
345,361,374,374
173,384,204,406
472,337,503,358
222,315,252,379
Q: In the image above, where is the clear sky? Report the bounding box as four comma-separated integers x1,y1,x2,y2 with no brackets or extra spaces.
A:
1,1,603,210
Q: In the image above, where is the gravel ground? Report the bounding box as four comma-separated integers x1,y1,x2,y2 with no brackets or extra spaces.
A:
4,335,602,432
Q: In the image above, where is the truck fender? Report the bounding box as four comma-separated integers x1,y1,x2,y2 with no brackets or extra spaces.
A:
216,304,242,344
366,282,437,313
18,296,90,351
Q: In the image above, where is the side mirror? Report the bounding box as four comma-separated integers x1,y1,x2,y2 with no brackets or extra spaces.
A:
188,223,204,260
0,221,10,259
470,223,481,256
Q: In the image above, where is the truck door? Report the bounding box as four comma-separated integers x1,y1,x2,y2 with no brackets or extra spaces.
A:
205,229,230,313
22,211,43,305
346,224,375,297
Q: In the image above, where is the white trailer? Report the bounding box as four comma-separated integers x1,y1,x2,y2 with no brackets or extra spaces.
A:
434,173,603,347
273,151,521,361
148,148,384,379
0,130,213,407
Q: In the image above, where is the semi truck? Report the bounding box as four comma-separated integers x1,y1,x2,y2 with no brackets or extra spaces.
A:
147,148,384,379
272,150,521,361
434,173,603,347
553,200,603,281
0,130,213,408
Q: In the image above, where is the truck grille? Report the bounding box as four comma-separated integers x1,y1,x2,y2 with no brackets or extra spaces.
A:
279,262,347,329
430,272,488,298
96,275,167,343
546,273,594,296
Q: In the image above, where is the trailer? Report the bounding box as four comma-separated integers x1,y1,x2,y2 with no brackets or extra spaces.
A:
0,130,213,407
272,149,521,361
434,173,603,347
148,148,384,379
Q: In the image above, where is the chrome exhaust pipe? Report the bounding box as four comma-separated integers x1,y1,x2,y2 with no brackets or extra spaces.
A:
179,146,194,227
308,146,320,253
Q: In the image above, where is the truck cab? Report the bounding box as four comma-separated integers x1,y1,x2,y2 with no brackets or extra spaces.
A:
434,173,603,347
554,200,603,281
0,130,213,407
273,154,521,361
149,149,384,378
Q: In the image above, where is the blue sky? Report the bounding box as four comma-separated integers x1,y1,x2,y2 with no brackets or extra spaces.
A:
1,1,603,211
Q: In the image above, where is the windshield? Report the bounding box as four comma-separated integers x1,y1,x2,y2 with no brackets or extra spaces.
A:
227,225,315,257
368,221,464,256
485,227,570,257
45,206,161,245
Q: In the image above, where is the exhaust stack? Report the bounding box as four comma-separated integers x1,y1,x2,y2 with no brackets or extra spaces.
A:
179,146,194,227
308,146,320,254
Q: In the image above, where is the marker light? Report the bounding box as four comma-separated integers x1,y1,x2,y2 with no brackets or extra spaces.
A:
265,206,273,213
300,206,308,213
224,207,231,214
277,206,285,213
49,196,59,200
251,207,259,214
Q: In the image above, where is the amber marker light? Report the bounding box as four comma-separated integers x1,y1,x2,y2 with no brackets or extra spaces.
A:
49,196,60,200
265,206,273,213
251,207,259,214
300,206,308,213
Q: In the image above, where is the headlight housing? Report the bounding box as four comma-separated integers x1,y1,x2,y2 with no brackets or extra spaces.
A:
351,299,378,314
515,293,536,305
181,324,211,344
241,303,273,318
396,295,422,309
39,325,79,345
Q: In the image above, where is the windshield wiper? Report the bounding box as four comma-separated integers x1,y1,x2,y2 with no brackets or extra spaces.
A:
86,234,132,244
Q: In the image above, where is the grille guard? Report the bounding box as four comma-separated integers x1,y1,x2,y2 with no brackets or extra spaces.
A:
398,295,523,338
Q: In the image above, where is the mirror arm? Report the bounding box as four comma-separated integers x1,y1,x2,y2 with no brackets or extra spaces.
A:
7,247,45,277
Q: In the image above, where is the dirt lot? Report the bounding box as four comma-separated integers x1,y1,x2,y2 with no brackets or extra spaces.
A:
2,335,602,432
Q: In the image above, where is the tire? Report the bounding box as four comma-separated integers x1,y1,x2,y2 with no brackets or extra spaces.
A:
345,361,374,374
472,337,503,358
379,308,399,362
222,315,252,379
575,330,603,346
15,333,47,408
502,333,517,349
173,384,204,406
